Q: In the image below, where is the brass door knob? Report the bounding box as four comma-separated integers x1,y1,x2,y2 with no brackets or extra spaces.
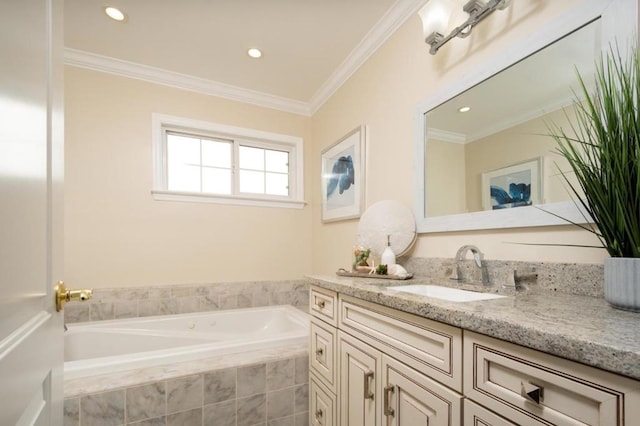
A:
55,281,93,312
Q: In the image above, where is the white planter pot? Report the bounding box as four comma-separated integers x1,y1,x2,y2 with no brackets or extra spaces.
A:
604,257,640,312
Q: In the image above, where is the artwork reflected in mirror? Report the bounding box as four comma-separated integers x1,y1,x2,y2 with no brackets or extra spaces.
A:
422,20,599,219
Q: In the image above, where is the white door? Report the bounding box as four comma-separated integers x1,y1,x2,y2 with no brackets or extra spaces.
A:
0,0,64,424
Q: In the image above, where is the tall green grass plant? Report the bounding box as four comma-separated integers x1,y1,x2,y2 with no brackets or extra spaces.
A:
548,44,640,258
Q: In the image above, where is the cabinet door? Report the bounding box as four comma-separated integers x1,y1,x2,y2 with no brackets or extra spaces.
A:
339,331,381,426
464,399,518,426
382,355,462,426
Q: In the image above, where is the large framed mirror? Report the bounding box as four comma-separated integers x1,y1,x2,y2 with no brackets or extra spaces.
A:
414,0,637,233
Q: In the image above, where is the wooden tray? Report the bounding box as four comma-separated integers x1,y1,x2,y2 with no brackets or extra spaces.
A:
336,270,413,280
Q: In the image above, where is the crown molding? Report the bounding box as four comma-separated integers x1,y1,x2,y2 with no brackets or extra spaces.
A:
64,48,312,116
308,0,426,114
64,0,425,117
427,128,467,144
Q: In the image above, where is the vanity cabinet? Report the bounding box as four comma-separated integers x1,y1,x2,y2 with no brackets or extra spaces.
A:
309,284,640,426
309,285,463,426
463,331,640,426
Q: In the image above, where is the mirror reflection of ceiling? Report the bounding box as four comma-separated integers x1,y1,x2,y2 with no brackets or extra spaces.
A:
426,21,600,143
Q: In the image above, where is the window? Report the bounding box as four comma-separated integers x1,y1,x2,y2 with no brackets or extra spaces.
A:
152,114,304,208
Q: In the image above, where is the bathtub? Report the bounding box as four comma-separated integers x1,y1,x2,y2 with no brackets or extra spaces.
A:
64,305,309,380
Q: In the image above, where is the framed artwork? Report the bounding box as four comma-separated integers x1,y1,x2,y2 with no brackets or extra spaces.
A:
321,126,366,222
482,157,543,211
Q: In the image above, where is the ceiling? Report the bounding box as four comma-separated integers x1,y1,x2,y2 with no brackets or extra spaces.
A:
64,0,425,114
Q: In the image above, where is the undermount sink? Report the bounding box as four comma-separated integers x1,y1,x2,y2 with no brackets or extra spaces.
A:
387,285,507,302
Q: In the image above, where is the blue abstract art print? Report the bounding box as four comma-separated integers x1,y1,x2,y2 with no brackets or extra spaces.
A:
321,126,366,222
481,157,542,211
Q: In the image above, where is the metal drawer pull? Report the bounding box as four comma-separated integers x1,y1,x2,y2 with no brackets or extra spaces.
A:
315,409,323,423
521,381,544,404
384,385,395,417
316,300,326,309
364,370,374,400
315,348,324,357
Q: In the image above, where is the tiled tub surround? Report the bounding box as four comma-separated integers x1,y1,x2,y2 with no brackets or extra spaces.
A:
64,280,309,324
307,272,640,381
64,344,309,426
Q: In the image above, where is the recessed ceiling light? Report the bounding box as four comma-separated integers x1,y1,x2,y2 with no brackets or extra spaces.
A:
458,106,471,113
247,48,263,59
104,6,127,22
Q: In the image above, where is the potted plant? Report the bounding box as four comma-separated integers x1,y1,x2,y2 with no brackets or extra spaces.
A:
548,43,640,311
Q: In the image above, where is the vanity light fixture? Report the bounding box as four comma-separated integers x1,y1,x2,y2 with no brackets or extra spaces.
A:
104,6,127,22
458,106,471,112
247,48,263,59
419,0,512,55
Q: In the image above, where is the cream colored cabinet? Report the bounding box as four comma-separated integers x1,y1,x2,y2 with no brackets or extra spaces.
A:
311,376,338,426
382,355,462,426
309,287,339,426
309,285,464,426
464,331,640,426
339,331,381,426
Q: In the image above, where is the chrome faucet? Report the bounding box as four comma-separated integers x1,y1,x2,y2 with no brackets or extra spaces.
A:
451,245,490,285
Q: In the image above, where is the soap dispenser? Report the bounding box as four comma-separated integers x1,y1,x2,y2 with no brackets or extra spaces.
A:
381,235,396,266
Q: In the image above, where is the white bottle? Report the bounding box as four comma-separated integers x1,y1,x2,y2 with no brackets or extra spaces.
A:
381,235,396,266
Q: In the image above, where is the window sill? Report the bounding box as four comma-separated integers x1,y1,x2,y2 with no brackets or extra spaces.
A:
151,190,306,209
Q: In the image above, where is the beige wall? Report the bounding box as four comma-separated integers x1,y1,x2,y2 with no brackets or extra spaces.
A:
65,67,312,288
65,0,607,289
426,139,466,217
311,0,606,274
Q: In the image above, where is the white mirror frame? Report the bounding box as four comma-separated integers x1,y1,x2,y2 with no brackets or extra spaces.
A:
414,0,637,233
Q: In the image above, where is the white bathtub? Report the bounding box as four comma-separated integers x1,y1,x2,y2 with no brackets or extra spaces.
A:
64,305,309,380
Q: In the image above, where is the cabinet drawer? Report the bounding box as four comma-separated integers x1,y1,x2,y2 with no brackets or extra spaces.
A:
464,399,518,426
464,331,640,426
310,375,337,426
339,295,462,392
310,286,338,326
310,318,338,393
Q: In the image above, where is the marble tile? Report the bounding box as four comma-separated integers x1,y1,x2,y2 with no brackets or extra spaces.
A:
147,287,171,299
294,357,308,385
237,364,266,397
112,288,149,301
90,302,115,321
126,382,165,423
178,297,199,314
198,295,219,312
268,415,294,426
293,385,308,414
63,398,79,426
204,368,236,404
138,299,178,317
64,303,90,323
237,394,266,426
267,359,294,391
166,408,202,426
252,290,271,307
293,412,308,426
219,294,238,310
267,388,294,421
126,416,165,426
167,374,203,414
203,400,236,426
80,389,125,426
238,293,252,308
114,301,138,319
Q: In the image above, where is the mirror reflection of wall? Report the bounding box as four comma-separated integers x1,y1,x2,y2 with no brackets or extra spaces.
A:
424,20,599,218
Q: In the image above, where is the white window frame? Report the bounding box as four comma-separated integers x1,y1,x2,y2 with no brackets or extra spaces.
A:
152,113,304,208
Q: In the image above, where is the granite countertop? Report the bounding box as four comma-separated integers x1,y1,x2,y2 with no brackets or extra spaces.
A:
307,274,640,381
